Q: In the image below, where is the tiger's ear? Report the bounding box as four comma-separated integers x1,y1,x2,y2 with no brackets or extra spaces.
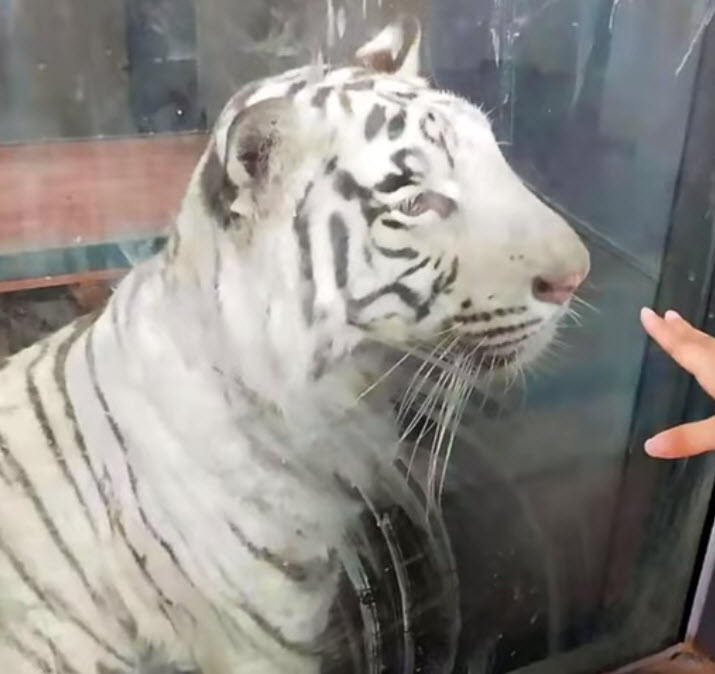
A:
354,16,422,78
200,97,309,228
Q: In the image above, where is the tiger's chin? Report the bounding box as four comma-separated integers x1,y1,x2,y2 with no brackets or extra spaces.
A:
444,315,559,381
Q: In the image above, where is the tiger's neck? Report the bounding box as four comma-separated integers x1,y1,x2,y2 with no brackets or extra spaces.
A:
87,232,399,500
67,243,399,610
155,169,371,408
59,260,396,659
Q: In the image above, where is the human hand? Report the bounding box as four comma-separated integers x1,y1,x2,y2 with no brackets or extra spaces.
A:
640,307,715,459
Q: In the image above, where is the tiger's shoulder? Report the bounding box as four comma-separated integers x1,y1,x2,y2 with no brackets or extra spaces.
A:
0,314,95,423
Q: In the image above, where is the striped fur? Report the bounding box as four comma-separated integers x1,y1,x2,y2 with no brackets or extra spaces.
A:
0,17,589,674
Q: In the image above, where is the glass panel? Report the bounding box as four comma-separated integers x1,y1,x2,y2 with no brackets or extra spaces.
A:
2,2,715,673
429,1,715,670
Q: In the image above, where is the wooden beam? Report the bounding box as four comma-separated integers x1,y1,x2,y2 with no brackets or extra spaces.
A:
606,644,715,674
0,269,128,295
0,134,206,254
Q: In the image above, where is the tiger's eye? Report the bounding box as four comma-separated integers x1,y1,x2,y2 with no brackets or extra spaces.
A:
399,193,429,216
397,191,457,218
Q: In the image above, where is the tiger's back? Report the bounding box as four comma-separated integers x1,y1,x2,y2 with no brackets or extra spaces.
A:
0,321,138,672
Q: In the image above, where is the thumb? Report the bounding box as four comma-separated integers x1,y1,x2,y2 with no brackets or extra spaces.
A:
645,416,715,459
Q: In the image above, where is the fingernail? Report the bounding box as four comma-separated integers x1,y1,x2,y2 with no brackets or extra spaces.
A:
640,307,656,320
665,310,682,322
645,436,668,457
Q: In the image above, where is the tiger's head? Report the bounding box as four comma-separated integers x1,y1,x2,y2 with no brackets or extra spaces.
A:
174,17,589,388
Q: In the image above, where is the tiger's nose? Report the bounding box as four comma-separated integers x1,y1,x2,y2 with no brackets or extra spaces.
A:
531,271,585,305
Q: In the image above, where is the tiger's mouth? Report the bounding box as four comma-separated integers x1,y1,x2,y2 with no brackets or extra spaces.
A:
449,339,523,372
447,316,549,372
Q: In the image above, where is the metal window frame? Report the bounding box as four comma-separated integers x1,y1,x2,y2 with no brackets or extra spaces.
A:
605,11,715,667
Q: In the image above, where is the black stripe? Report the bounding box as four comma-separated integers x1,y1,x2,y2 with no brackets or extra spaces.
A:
168,229,181,261
397,256,431,280
339,91,353,114
0,460,11,486
454,311,493,324
349,282,423,316
393,90,417,100
200,146,238,229
0,429,102,605
329,213,349,289
216,568,319,660
1,631,52,673
462,317,542,339
39,633,82,674
334,170,371,202
344,79,374,91
53,319,118,534
110,296,123,349
387,110,407,140
374,172,415,193
212,235,223,313
311,342,331,380
486,332,533,351
311,86,332,109
389,284,423,310
287,80,307,96
375,90,411,107
226,520,334,584
419,115,455,168
218,394,344,502
237,598,319,658
324,155,338,174
292,183,316,324
27,343,98,535
0,533,132,666
495,305,528,316
419,114,437,145
209,605,273,665
454,305,528,324
444,257,459,287
85,329,197,595
364,104,386,141
111,509,178,631
391,148,425,178
441,132,455,168
0,531,53,606
381,218,412,231
375,245,419,260
399,257,460,323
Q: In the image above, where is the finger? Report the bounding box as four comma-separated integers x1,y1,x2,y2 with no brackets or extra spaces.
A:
640,307,715,397
645,416,715,458
640,308,693,352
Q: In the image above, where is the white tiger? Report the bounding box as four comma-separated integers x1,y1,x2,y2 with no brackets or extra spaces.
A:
0,17,589,674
